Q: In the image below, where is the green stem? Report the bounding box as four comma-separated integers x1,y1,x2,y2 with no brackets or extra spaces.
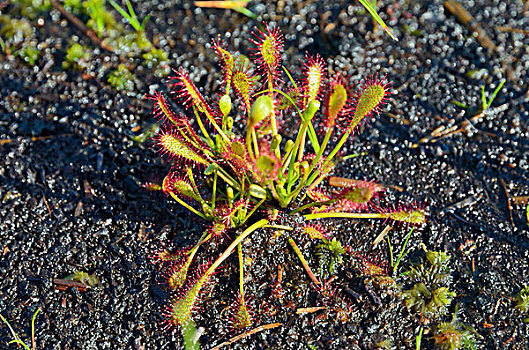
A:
240,197,266,226
306,171,327,193
216,166,240,191
290,199,336,215
341,151,368,161
297,131,307,162
267,76,281,160
264,224,294,231
271,88,303,118
387,234,394,268
285,164,311,204
203,107,230,143
193,106,215,147
301,120,336,192
281,65,299,91
268,87,319,160
31,307,40,350
0,313,25,348
238,243,244,296
289,168,301,187
307,129,351,187
185,233,212,267
204,219,268,276
187,167,206,204
173,119,204,150
288,237,321,285
305,212,383,220
311,126,333,168
246,128,255,161
321,128,351,164
307,121,320,153
286,119,310,190
252,128,259,158
8,340,30,350
270,183,282,203
286,100,320,191
211,170,218,212
281,143,294,173
168,192,208,220
189,231,211,254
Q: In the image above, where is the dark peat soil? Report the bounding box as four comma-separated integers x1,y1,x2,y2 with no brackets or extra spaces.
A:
1,0,529,349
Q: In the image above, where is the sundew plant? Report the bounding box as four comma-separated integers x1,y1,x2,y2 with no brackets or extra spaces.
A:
147,23,425,342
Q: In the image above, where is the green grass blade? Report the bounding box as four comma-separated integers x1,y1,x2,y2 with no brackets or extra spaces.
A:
341,151,368,160
109,0,132,21
481,85,487,110
358,0,398,41
393,226,414,274
9,340,31,350
109,0,142,31
126,0,136,19
452,100,469,109
233,6,257,19
141,14,151,31
31,308,41,350
1,314,23,346
487,79,506,108
416,326,424,350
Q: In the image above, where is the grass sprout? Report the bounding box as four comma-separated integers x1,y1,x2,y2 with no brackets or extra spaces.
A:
358,0,398,41
109,0,151,32
0,308,41,350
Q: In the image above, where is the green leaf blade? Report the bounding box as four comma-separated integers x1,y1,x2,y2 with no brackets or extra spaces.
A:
358,0,398,41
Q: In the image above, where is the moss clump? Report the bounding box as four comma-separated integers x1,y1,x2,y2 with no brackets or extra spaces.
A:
316,238,346,279
432,314,476,350
515,285,529,312
15,44,40,64
107,63,136,91
63,42,92,70
0,17,34,43
402,249,455,320
142,48,169,77
64,0,83,13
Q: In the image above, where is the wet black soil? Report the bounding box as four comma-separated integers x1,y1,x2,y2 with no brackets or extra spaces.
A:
1,0,529,349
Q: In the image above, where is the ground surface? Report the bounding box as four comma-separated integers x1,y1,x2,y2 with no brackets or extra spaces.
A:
1,0,529,349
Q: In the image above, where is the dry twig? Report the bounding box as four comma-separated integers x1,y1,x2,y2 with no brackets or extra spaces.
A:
497,26,529,36
53,279,89,292
411,100,513,148
373,225,392,247
42,193,53,217
443,0,517,81
443,0,496,53
49,0,115,54
296,306,327,314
